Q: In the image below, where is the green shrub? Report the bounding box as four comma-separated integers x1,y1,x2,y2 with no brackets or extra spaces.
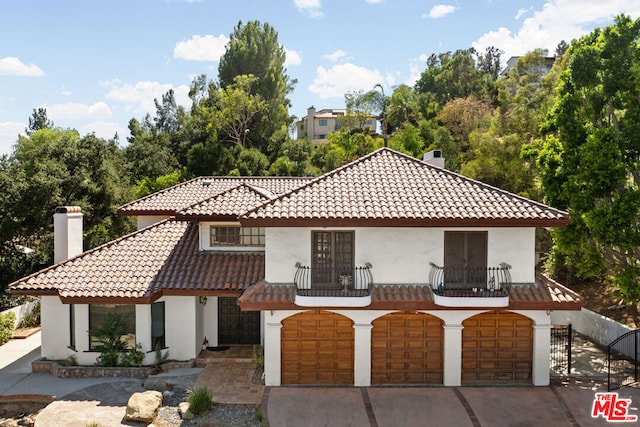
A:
252,345,264,368
120,343,145,367
187,386,213,415
154,342,169,367
0,311,16,345
90,314,127,367
18,301,41,328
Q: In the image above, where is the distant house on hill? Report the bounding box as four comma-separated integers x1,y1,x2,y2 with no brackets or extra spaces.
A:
295,106,377,144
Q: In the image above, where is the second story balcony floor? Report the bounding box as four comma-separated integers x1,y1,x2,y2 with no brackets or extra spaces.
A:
428,262,512,307
293,262,373,307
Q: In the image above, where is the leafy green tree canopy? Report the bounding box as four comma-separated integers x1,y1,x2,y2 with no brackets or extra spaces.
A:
536,15,640,302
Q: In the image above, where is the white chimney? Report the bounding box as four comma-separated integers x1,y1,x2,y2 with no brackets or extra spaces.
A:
54,206,83,264
423,149,445,169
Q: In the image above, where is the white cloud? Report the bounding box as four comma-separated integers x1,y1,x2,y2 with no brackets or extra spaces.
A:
0,57,45,77
80,121,127,142
46,102,112,120
515,8,529,20
0,121,23,156
323,50,347,62
473,0,640,61
294,0,323,18
284,47,302,66
173,34,229,61
308,63,384,99
423,4,457,19
366,0,383,3
103,80,191,114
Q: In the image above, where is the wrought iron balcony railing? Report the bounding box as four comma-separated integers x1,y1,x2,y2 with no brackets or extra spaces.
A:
294,262,373,297
428,262,512,297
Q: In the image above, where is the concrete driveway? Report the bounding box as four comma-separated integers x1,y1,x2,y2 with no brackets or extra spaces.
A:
264,380,640,427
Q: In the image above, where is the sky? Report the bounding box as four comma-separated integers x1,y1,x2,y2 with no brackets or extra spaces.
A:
1,0,639,156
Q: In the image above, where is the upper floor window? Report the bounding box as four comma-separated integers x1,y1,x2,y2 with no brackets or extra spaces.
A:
319,119,328,126
210,226,265,247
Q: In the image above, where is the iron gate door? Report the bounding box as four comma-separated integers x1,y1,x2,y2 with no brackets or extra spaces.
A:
218,297,260,345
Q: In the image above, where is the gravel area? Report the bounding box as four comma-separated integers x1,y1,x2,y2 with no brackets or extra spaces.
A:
152,389,262,427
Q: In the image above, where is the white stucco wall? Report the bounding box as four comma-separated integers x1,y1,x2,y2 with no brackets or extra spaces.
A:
265,227,536,285
40,296,72,361
163,296,199,360
137,216,170,230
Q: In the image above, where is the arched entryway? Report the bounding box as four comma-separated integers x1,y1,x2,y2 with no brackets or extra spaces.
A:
281,310,354,384
462,311,533,384
371,311,443,384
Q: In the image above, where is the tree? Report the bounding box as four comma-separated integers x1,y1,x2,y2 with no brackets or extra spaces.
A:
26,108,53,135
218,20,296,152
414,49,497,106
535,15,640,303
216,74,268,146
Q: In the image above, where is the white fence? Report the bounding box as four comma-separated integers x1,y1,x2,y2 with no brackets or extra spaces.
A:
0,299,39,329
551,308,634,348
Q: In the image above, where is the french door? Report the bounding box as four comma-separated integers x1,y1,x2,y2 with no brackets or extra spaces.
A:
444,231,487,288
311,231,354,288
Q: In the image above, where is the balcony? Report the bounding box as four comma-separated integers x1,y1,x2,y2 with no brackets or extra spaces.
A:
293,262,373,307
428,262,511,307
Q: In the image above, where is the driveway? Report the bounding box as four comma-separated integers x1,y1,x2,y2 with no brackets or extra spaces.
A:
264,380,640,427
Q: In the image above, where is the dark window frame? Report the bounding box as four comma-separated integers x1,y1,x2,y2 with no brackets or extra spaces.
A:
311,230,355,288
209,225,265,247
151,301,166,350
88,304,136,352
69,304,75,350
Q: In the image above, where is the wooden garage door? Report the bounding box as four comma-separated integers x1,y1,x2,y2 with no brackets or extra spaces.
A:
372,312,443,384
281,311,354,384
462,311,533,384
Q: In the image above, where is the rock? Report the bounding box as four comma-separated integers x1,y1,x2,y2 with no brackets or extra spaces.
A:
125,390,163,423
162,390,174,399
178,401,194,420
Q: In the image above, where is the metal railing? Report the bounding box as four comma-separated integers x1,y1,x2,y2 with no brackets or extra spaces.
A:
294,262,373,296
550,324,573,376
608,329,640,391
428,262,512,296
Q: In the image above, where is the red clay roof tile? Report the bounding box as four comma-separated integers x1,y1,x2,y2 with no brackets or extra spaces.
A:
241,148,570,227
119,177,311,216
237,275,583,311
9,220,264,300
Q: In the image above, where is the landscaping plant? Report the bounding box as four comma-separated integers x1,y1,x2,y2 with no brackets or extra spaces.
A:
187,386,213,415
0,311,16,345
89,313,128,367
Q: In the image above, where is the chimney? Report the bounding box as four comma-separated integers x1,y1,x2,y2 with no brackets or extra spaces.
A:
423,149,445,169
54,206,83,264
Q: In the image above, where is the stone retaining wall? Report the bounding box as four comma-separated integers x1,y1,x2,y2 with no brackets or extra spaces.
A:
31,358,194,378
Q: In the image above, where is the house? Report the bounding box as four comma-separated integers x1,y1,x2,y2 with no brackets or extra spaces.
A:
500,55,556,79
295,106,376,144
9,148,582,387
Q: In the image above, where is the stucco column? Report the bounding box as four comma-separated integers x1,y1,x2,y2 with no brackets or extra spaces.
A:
532,322,551,386
353,323,372,386
264,320,282,386
443,323,463,386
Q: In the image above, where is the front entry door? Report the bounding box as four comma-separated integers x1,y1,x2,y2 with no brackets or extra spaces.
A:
218,297,260,344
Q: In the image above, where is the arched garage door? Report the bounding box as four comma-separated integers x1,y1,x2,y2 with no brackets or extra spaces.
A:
371,312,443,384
462,311,533,384
281,310,354,384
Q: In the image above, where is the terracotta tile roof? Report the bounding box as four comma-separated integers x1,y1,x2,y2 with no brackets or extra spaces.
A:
176,184,272,220
242,148,570,227
119,177,311,216
9,220,264,301
237,276,583,311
